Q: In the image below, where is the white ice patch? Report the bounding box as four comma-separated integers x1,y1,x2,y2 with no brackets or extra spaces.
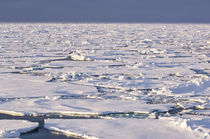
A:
152,87,172,95
0,120,38,138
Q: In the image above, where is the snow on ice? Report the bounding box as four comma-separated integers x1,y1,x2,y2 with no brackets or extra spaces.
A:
0,24,209,138
0,120,38,138
45,118,204,139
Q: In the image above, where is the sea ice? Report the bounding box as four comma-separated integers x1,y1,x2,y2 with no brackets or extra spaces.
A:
0,120,38,138
45,118,202,139
0,24,209,138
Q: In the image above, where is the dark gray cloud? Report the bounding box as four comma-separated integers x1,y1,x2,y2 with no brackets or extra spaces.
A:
0,0,210,22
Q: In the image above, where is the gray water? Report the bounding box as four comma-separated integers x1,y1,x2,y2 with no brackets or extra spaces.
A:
20,128,77,139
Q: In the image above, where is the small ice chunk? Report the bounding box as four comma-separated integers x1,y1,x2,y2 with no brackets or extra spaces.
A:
67,52,91,61
54,72,88,81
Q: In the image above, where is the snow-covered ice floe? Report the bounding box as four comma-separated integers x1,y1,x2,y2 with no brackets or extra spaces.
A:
0,24,209,138
0,120,38,138
45,118,205,139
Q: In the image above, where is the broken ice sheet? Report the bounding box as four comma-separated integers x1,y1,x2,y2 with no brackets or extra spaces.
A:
0,24,210,138
0,120,38,138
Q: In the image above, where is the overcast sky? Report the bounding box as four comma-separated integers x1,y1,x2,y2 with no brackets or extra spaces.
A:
0,0,210,22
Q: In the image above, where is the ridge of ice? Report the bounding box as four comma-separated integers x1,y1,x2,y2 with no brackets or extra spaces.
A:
67,52,91,61
170,77,210,94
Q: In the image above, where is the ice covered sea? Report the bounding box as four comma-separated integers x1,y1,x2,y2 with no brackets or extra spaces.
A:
0,24,209,138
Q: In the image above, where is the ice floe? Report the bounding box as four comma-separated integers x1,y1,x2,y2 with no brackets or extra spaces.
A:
0,120,38,138
45,118,202,139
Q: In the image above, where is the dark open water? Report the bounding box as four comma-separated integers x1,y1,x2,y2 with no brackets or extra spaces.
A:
20,128,77,139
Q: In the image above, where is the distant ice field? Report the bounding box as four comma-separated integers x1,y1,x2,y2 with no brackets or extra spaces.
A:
0,24,209,138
